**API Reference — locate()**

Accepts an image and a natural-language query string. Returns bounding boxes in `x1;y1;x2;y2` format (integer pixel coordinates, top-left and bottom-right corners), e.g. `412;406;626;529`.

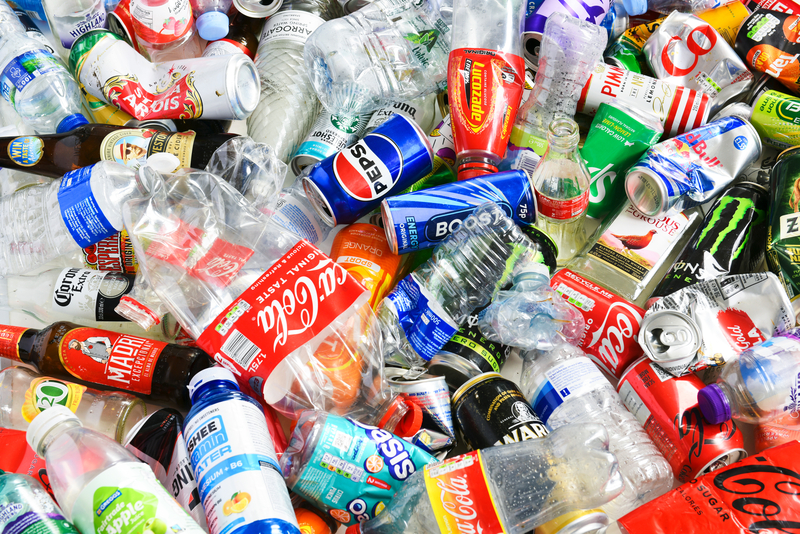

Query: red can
550;269;645;378
617;356;746;483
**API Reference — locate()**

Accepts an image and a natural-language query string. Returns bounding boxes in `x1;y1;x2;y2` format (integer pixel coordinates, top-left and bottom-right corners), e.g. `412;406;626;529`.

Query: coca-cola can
617;356;747;482
550;269;645;379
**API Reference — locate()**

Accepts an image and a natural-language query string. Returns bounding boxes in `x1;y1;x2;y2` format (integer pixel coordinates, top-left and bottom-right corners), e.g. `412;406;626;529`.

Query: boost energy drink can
767;145;800;320
617;356;747;482
650;182;768;302
291;111;370;176
381;170;537;255
748;90;800;149
303;114;434;226
736;9;800;95
439;303;514;375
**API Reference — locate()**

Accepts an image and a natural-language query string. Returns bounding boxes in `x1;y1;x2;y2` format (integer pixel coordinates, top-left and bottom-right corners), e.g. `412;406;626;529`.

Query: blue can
302;113;433;226
381;170;537;254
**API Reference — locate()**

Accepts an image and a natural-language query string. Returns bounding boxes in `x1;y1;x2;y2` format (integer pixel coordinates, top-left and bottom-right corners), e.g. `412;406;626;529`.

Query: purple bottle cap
698;384;732;424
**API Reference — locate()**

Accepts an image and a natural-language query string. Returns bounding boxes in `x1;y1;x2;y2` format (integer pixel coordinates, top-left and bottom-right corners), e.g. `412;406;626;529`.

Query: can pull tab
652;325;693;350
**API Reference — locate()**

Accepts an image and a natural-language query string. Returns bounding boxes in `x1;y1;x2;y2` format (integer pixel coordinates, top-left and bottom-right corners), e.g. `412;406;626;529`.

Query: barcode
514;149;541;176
221;330;260;368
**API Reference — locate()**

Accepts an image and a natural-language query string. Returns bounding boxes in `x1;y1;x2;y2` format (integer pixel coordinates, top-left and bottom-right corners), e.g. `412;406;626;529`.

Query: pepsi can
302;114;434;226
381;170;537;255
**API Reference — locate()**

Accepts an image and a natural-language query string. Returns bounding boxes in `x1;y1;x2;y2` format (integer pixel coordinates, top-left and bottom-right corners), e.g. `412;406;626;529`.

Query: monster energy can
290;111;370;176
649;182;768;304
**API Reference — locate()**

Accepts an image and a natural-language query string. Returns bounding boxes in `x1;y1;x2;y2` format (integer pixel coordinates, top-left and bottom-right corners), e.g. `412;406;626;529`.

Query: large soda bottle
345;424;624;534
25;406;207;534
521;343;674;519
130;0;203;62
447;0;526;179
698;328;800;425
0;468;81;534
0;366;147;442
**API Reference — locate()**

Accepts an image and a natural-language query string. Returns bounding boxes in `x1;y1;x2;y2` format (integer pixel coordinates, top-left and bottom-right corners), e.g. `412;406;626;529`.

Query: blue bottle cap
622;0;647;16
197;11;230;41
56;113;89;133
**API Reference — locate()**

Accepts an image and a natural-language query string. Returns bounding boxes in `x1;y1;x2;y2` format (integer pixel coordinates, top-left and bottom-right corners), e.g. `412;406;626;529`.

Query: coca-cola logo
674;406;739;483
717;308;765;351
586;301;644;373
188;239;254;288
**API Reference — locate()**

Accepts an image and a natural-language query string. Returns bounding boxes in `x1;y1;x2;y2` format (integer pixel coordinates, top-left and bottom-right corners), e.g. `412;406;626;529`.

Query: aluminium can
290;111;370;176
637;309;702;369
385;368;455;444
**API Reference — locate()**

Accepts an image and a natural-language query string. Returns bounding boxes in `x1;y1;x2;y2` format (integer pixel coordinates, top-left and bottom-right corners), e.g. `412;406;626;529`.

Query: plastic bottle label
7;136;43;166
184;398;298;534
535;190;589;220
58;166;118;249
291;415;436;526
530;356;609;424
0;486;79;534
130;0;192;44
202;39;249;58
269;193;327;244
71;462;206;534
83;231;138;273
259;11;323;45
55;6;107;49
423;451;506;534
21;376;86;423
0;49;67;107
0;325;28;361
57;326;167;395
52;268;134;322
385;275;459;361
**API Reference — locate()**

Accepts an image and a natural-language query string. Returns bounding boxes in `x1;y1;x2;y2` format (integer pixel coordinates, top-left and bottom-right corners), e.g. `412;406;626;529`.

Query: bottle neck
544;118;580;158
36;418;82;458
17;330;36;365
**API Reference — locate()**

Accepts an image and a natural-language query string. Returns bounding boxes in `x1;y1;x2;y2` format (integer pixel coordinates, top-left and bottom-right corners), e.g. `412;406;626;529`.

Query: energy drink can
767;145;800;320
748;90;800;149
624;116;762;217
452;372;549;450
291;111;370;176
438;303;514;373
617;356;747;482
302;114;434;226
577;63;711;137
735;9;800;95
381;170;537;255
650;182;768;302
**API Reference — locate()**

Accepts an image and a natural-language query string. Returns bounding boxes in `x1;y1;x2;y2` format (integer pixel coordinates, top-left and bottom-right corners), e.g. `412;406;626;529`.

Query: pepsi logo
334;134;403;202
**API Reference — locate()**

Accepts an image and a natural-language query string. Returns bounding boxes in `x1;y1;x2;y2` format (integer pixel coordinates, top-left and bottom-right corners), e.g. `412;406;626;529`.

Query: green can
767;145;800;320
582;102;663;219
603;40;647;74
750;90;800;150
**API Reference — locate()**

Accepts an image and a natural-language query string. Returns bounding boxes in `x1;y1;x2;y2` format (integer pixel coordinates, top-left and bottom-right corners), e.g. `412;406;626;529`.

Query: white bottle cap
26;405;81;455
144;152;181;174
187;366;238;400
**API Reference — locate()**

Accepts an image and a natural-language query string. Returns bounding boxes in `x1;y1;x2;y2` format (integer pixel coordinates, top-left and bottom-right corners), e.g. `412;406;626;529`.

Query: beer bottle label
58;166;118;248
21;376;86;422
99;128;195;172
0;325;29;361
52;268;135;322
57;327;167;395
7;136;43;166
83;230;138;273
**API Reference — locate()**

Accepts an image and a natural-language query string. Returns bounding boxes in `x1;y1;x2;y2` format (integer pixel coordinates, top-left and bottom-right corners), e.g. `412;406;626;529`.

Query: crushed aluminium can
767;145;800;320
643;12;753;115
291;111;370;176
638;309;703;370
735;9;800;95
617;356;747;483
624;116;762;218
68;30;260;121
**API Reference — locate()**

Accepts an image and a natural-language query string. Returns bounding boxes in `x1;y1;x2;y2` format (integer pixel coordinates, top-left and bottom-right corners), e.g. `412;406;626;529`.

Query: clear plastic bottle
42;0;107;62
303;0;450;115
622;0;735;16
0;2;89;134
0;469;80;534
0;162;156;277
26;406;207;534
531;118;591;266
0;366;147;442
190;0;232;41
600;0;629;42
520;343;674;519
345;424;624;534
698;329;800;425
130;0;204;62
259;181;333;245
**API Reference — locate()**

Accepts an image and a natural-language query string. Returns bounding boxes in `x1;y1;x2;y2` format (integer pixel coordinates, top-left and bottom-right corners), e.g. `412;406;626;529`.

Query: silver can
638;309;702;373
290;111;370;176
233;0;283;17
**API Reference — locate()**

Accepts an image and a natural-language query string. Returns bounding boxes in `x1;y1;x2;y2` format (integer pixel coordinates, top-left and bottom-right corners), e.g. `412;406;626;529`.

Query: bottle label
7;136;43;166
202;39;251;59
0;485;79;534
267;191;328;244
55;6;107;49
291;415;436;526
99;129;194;172
57;327;167;395
52;268;135;322
184;398;298;534
258;11;324;45
0;49;68;106
535;190;590;220
586;202;691;282
384;275;459;361
83;231;138;273
71;462;206;534
58;166;118;249
21;376;86;423
130;0;192;44
195;240;368;399
423;450;507;534
0;325;29;361
528;356;609;424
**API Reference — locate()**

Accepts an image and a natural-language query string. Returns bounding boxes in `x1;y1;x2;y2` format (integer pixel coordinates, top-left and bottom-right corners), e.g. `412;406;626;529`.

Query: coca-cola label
535;190;589;220
333;136;402;202
424;451;505;534
195;240;368;399
551;269;645;378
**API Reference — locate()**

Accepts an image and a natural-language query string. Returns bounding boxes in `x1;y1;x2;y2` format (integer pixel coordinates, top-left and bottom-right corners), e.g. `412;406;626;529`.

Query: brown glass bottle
202;12;261;60
0;322;213;409
0;124;239;178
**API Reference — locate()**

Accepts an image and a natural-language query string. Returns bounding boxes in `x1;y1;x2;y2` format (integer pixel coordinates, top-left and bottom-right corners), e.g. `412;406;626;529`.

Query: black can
440;303;512;368
650;181;768;303
452;372;549;450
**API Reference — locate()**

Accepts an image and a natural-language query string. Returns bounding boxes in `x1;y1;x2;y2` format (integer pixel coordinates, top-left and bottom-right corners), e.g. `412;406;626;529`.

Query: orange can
329;224;402;309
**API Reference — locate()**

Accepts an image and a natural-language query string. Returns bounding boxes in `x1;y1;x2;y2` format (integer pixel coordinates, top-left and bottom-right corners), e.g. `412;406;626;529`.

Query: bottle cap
697;384;732;424
26;405;80;454
512;262;550;285
393;399;423;438
196;11;229;41
621;0;647;16
56;113;89;133
377;396;407;431
345;524;361;534
188;366;239;401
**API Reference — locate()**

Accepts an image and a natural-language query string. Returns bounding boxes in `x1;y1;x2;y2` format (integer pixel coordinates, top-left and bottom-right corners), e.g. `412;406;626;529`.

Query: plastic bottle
601;0;629;42
447;0;526;179
0;366;147;442
698;329;800;425
42;0;107;62
190;0;232;40
26;405;208;534
520;343;674;519
184;367;301;534
531;118;592;266
0;2;89;134
303;0;450;116
0;468;80;534
622;0;736;16
259;181;334;245
345;424;624;534
0;162;160;277
130;0;204;62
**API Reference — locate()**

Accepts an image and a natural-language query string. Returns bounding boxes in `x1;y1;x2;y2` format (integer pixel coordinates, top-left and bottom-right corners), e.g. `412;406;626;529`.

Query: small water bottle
0;469;81;534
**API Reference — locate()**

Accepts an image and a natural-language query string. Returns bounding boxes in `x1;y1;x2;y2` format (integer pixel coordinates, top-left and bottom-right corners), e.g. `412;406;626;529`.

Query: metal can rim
624;167;668;218
638;309;702;364
451;371;503;407
380;200;400;255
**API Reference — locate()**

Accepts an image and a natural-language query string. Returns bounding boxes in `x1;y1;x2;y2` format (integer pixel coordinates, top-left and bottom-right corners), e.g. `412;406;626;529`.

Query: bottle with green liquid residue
0;469;80;534
25;406;207;534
